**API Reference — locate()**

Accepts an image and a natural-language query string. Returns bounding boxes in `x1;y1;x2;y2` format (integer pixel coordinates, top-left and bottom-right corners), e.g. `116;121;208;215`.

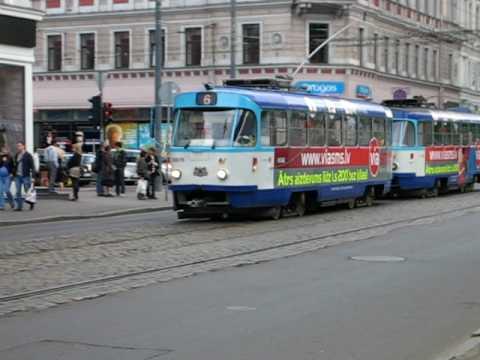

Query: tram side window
358;116;372;146
288;111;308;146
344;115;357;146
460;122;472;145
434;121;452;145
327;113;342;146
307;112;326;146
451;122;460;145
418;121;433;146
372;117;386;146
261;110;288;146
234;110;257;147
473;123;480;144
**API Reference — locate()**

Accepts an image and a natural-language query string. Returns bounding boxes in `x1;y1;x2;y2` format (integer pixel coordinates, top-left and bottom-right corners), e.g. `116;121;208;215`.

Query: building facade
0;0;42;151
33;0;480;148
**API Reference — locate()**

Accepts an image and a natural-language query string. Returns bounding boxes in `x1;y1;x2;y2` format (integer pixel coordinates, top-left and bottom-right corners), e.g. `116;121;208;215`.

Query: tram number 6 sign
369;137;380;177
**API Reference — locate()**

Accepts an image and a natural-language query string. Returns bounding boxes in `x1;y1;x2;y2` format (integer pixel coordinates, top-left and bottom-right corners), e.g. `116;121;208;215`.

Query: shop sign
294;81;345;96
392;88;409;100
356;85;372;99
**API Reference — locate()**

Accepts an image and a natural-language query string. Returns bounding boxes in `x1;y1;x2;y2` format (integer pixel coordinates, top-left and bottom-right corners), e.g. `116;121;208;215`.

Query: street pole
230;0;236;79
96;70;105;143
154;0;163;193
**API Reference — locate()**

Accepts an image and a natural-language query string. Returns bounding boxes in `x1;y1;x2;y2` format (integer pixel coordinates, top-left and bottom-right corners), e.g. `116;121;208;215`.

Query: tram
390;106;480;196
168;81;393;219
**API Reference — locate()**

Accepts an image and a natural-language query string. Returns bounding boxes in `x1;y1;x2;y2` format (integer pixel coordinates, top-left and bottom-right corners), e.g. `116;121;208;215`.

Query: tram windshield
175;109;239;147
392;121;415;147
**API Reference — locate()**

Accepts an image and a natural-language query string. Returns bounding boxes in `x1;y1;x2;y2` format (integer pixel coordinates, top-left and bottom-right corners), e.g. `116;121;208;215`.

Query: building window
185;27;202;67
404;42;410;75
414;44;420;77
394;39;400;74
113;0;129;3
46;0;60;8
373;33;378;69
309;23;329;64
114;31;130;69
79;0;94;5
358;27;364;67
432;49;437;81
423;48;428;78
449;53;454;82
383;36;389;72
242;23;260;65
149;29;165;67
47;35;62;71
80;33;95;70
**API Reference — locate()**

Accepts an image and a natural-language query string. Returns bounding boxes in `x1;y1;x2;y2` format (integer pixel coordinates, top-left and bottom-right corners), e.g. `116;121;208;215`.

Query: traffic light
88;95;102;128
103;102;113;125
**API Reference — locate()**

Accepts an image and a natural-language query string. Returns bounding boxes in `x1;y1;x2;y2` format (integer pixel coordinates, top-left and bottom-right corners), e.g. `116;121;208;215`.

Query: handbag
69;166;82;179
25;185;37;204
136;179;147;196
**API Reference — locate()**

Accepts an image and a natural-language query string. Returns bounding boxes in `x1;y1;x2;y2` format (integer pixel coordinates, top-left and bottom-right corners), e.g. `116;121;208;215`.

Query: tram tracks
1;202;479;306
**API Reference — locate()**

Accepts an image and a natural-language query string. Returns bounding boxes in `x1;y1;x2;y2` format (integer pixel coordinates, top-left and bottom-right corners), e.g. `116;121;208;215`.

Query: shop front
0;4;42;152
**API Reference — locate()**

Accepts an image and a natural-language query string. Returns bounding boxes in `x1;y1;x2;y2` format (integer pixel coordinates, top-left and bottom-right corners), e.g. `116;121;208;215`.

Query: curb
0;205;173;227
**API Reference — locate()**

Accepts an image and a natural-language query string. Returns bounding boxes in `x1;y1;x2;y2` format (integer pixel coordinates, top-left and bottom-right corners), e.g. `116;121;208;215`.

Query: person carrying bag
67;144;82;201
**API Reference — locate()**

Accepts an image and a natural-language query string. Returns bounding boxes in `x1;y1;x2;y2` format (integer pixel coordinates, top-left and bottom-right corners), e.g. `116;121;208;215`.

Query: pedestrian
54;143;66;192
146;147;160;200
45;140;59;192
67;143;82;201
0;148;14;210
95;143;105;196
136;150;148;200
113;141;126;197
13;141;36;211
101;145;115;197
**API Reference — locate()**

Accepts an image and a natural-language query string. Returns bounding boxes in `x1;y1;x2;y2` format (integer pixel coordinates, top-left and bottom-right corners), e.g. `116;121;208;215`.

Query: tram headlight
217;169;229;181
171;169;182;180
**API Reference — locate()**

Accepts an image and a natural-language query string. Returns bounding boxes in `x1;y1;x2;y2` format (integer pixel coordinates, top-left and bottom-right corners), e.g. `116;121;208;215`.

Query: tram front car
169;89;276;219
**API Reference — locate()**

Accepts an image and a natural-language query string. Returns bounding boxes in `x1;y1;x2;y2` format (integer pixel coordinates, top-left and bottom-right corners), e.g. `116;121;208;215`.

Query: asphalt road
1;207;480;359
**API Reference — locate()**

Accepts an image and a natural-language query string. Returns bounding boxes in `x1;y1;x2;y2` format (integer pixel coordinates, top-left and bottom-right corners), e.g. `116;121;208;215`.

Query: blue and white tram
169;86;394;219
391;108;480;195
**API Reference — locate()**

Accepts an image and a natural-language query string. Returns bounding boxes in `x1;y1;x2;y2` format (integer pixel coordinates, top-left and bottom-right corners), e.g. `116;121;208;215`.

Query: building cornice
40;0;290;21
0;3;43;21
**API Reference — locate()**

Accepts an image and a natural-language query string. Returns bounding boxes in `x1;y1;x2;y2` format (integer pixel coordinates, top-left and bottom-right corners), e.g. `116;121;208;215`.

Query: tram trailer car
169;87;394;219
391;108;480;196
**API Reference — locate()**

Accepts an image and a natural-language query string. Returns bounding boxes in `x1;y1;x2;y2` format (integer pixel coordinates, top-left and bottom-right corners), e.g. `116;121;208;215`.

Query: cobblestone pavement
1;190;480;316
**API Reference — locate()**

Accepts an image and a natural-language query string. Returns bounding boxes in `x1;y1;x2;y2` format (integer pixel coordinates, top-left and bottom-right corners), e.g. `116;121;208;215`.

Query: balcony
293;0;354;15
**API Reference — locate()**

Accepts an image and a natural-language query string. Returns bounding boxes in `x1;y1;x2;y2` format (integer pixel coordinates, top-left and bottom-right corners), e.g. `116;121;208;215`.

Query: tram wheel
294;193;306;217
466;182;475;192
347;199;356;209
428;186;439;198
269;206;283;220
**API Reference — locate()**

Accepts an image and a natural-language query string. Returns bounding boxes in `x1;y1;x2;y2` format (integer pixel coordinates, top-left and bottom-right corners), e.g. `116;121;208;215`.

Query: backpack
114;150;126;168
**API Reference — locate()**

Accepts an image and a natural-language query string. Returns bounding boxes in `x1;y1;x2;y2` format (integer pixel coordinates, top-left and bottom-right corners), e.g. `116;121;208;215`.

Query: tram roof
178;87;393;118
392;108;480;123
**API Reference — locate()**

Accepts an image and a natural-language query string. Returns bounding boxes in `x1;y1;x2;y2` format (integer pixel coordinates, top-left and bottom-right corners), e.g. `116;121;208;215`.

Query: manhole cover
349;256;406;263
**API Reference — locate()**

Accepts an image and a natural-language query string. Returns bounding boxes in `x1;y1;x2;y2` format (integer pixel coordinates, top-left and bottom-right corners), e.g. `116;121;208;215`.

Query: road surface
1;204;480;359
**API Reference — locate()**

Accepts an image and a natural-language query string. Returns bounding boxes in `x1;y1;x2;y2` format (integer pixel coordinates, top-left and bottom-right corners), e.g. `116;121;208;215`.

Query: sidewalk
0;187;172;226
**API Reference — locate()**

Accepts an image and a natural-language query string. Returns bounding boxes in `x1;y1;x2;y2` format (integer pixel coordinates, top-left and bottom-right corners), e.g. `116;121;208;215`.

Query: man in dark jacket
95;143;105;196
13;141;35;211
113;142;127;196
